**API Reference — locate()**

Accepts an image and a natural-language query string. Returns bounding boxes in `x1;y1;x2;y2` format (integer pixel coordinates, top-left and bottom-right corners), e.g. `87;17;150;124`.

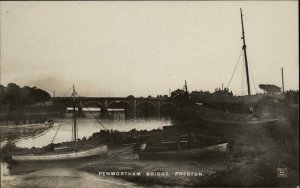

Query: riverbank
1;102;298;187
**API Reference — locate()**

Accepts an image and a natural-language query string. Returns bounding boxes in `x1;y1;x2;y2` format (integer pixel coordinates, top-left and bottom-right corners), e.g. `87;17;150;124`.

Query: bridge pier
123;99;136;119
157;102;161;119
101;100;108;119
130;100;136;119
78;101;83;117
101;107;108;119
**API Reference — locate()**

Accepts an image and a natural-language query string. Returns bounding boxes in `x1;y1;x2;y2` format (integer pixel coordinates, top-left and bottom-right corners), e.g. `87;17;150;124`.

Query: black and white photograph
0;1;299;187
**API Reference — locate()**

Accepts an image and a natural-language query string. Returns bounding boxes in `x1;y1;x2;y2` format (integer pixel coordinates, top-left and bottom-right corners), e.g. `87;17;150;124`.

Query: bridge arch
107;100;131;108
84;101;104;109
160;102;176;109
136;101;158;108
83;101;107;118
136;101;159;118
107;100;133;119
160;102;177;117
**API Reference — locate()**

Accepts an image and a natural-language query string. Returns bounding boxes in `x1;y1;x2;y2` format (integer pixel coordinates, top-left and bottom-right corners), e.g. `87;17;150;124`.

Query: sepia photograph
0;1;299;187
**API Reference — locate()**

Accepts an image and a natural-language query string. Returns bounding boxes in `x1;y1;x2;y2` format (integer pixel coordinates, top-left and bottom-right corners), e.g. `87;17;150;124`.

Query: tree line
0;83;51;105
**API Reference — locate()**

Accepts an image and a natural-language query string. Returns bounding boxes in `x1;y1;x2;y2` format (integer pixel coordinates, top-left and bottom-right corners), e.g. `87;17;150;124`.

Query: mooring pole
72;84;77;142
281;67;285;92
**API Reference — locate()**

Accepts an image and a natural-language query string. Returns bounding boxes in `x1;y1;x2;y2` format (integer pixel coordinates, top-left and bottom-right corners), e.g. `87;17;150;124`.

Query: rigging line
246;49;262;92
109;147;136;159
82;102;107;130
74;93;107;130
61;86;73;98
51;86;75;142
227;48;243;88
51;119;63;143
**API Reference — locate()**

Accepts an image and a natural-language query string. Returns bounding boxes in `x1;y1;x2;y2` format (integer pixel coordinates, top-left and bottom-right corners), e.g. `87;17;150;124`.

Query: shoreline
0;123;51;150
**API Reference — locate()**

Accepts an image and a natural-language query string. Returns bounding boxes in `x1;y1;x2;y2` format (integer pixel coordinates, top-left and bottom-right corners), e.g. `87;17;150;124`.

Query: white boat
12;145;108;161
12;85;108;162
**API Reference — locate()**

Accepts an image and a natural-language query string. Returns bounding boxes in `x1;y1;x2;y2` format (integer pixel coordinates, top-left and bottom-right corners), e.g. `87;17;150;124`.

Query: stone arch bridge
53;97;176;119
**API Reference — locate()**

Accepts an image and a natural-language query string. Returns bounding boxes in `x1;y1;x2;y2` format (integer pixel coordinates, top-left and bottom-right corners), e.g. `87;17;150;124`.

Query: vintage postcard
0;1;299;187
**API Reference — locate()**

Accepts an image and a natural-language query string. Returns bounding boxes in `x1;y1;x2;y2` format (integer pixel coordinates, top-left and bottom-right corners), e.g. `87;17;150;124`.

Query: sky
0;1;298;97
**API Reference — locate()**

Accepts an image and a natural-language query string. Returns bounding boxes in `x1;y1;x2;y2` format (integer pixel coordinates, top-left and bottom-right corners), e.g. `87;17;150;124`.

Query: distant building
190;90;210;101
212;87;233;98
170;89;188;100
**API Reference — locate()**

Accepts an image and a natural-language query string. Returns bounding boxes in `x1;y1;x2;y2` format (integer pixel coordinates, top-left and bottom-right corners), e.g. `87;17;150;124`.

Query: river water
15;117;172;148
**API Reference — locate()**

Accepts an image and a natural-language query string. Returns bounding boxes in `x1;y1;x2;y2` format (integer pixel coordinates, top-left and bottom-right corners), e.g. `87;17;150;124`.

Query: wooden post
72;85;77;142
281;67;285;92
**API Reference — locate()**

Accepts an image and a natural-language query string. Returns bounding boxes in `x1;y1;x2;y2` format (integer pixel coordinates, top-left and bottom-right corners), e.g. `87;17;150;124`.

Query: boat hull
12;145;108;162
139;143;228;160
201;117;278;126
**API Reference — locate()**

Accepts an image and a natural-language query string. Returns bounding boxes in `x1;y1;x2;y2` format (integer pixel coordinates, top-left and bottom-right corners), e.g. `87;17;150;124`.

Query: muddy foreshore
80;104;299;187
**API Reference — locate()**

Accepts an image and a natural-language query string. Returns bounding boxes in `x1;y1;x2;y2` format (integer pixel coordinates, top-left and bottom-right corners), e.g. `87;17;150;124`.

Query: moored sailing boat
12;85;108;162
198;8;278;125
138;140;228;160
138;9;279;160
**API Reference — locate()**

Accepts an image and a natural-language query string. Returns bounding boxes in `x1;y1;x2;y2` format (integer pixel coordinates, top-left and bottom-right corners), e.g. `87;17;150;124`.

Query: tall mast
72;84;77;142
240;8;251;96
281;67;285;92
184;80;188;92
